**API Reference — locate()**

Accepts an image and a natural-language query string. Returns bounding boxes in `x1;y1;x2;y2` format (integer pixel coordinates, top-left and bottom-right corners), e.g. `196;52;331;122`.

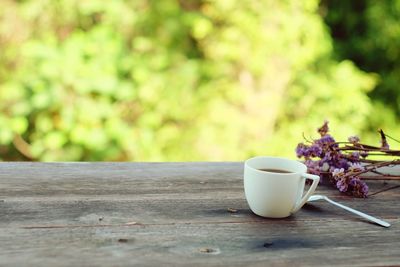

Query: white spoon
308;195;391;228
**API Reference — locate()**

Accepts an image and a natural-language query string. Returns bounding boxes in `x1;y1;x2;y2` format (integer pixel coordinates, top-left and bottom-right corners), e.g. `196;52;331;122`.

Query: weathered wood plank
1;162;398;198
0;162;399;266
0;221;399;267
0;162;243;197
1;195;399;227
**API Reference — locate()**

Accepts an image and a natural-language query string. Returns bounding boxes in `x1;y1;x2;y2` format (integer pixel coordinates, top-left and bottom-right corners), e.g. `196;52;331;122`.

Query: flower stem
360;175;400;180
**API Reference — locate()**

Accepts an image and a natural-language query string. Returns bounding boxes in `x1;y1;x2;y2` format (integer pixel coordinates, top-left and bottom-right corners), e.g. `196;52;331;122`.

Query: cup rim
245;156;306;175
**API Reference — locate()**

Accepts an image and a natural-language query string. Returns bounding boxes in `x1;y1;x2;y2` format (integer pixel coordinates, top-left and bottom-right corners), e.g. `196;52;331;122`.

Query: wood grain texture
0;162;399;267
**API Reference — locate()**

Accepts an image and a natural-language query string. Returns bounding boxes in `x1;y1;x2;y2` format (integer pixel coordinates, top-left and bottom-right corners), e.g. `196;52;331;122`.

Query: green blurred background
0;0;399;161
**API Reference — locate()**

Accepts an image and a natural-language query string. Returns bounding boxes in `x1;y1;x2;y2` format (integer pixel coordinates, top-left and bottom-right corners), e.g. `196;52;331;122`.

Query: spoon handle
325;197;390;228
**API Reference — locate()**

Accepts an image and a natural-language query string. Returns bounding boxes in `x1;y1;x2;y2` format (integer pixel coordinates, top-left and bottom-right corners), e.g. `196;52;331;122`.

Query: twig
379;129;390;149
360;175;400;181
343;160;400;178
368;185;400;196
302;132;313;144
338;147;400;154
350;153;399;156
357;159;385;164
383;132;400;144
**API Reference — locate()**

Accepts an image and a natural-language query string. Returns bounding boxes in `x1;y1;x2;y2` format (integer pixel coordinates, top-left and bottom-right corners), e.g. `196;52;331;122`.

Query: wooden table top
0;162;399;266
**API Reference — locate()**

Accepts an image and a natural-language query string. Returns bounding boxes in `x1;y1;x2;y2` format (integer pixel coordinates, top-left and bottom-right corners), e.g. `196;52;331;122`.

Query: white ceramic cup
244;156;320;218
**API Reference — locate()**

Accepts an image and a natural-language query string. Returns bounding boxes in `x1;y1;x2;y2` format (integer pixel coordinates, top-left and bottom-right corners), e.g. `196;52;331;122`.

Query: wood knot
118;238;129;243
199;247;220;254
263;242;274;248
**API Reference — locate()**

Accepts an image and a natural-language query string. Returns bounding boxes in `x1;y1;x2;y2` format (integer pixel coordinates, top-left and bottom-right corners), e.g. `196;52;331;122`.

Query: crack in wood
18;220;297;229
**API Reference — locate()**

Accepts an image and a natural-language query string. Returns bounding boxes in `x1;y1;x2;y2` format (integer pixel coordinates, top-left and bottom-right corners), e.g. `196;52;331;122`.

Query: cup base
251;209;292;219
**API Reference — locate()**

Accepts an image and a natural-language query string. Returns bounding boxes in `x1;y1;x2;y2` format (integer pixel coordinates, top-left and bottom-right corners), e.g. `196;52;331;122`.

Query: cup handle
291;173;320;213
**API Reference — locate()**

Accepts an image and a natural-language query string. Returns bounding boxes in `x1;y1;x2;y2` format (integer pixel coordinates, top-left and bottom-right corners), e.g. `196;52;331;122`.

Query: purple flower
359;182;369;197
349;152;360;161
296;143;322;158
296;143;309;158
322;151;333;161
322;151;341;163
295;121;372;197
320;150;347;171
310;145;323;157
337;159;349;170
332;168;345;180
316;134;336;145
349;178;368;197
336;179;348;192
348;136;360;144
304;159;321;176
348;162;364;172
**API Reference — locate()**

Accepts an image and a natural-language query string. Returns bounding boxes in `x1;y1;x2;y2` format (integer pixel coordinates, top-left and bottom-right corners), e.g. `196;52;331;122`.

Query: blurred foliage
0;0;398;161
322;0;400;114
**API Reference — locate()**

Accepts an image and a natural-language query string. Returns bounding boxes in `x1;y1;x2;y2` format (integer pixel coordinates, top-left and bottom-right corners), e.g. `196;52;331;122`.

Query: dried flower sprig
296;121;400;197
